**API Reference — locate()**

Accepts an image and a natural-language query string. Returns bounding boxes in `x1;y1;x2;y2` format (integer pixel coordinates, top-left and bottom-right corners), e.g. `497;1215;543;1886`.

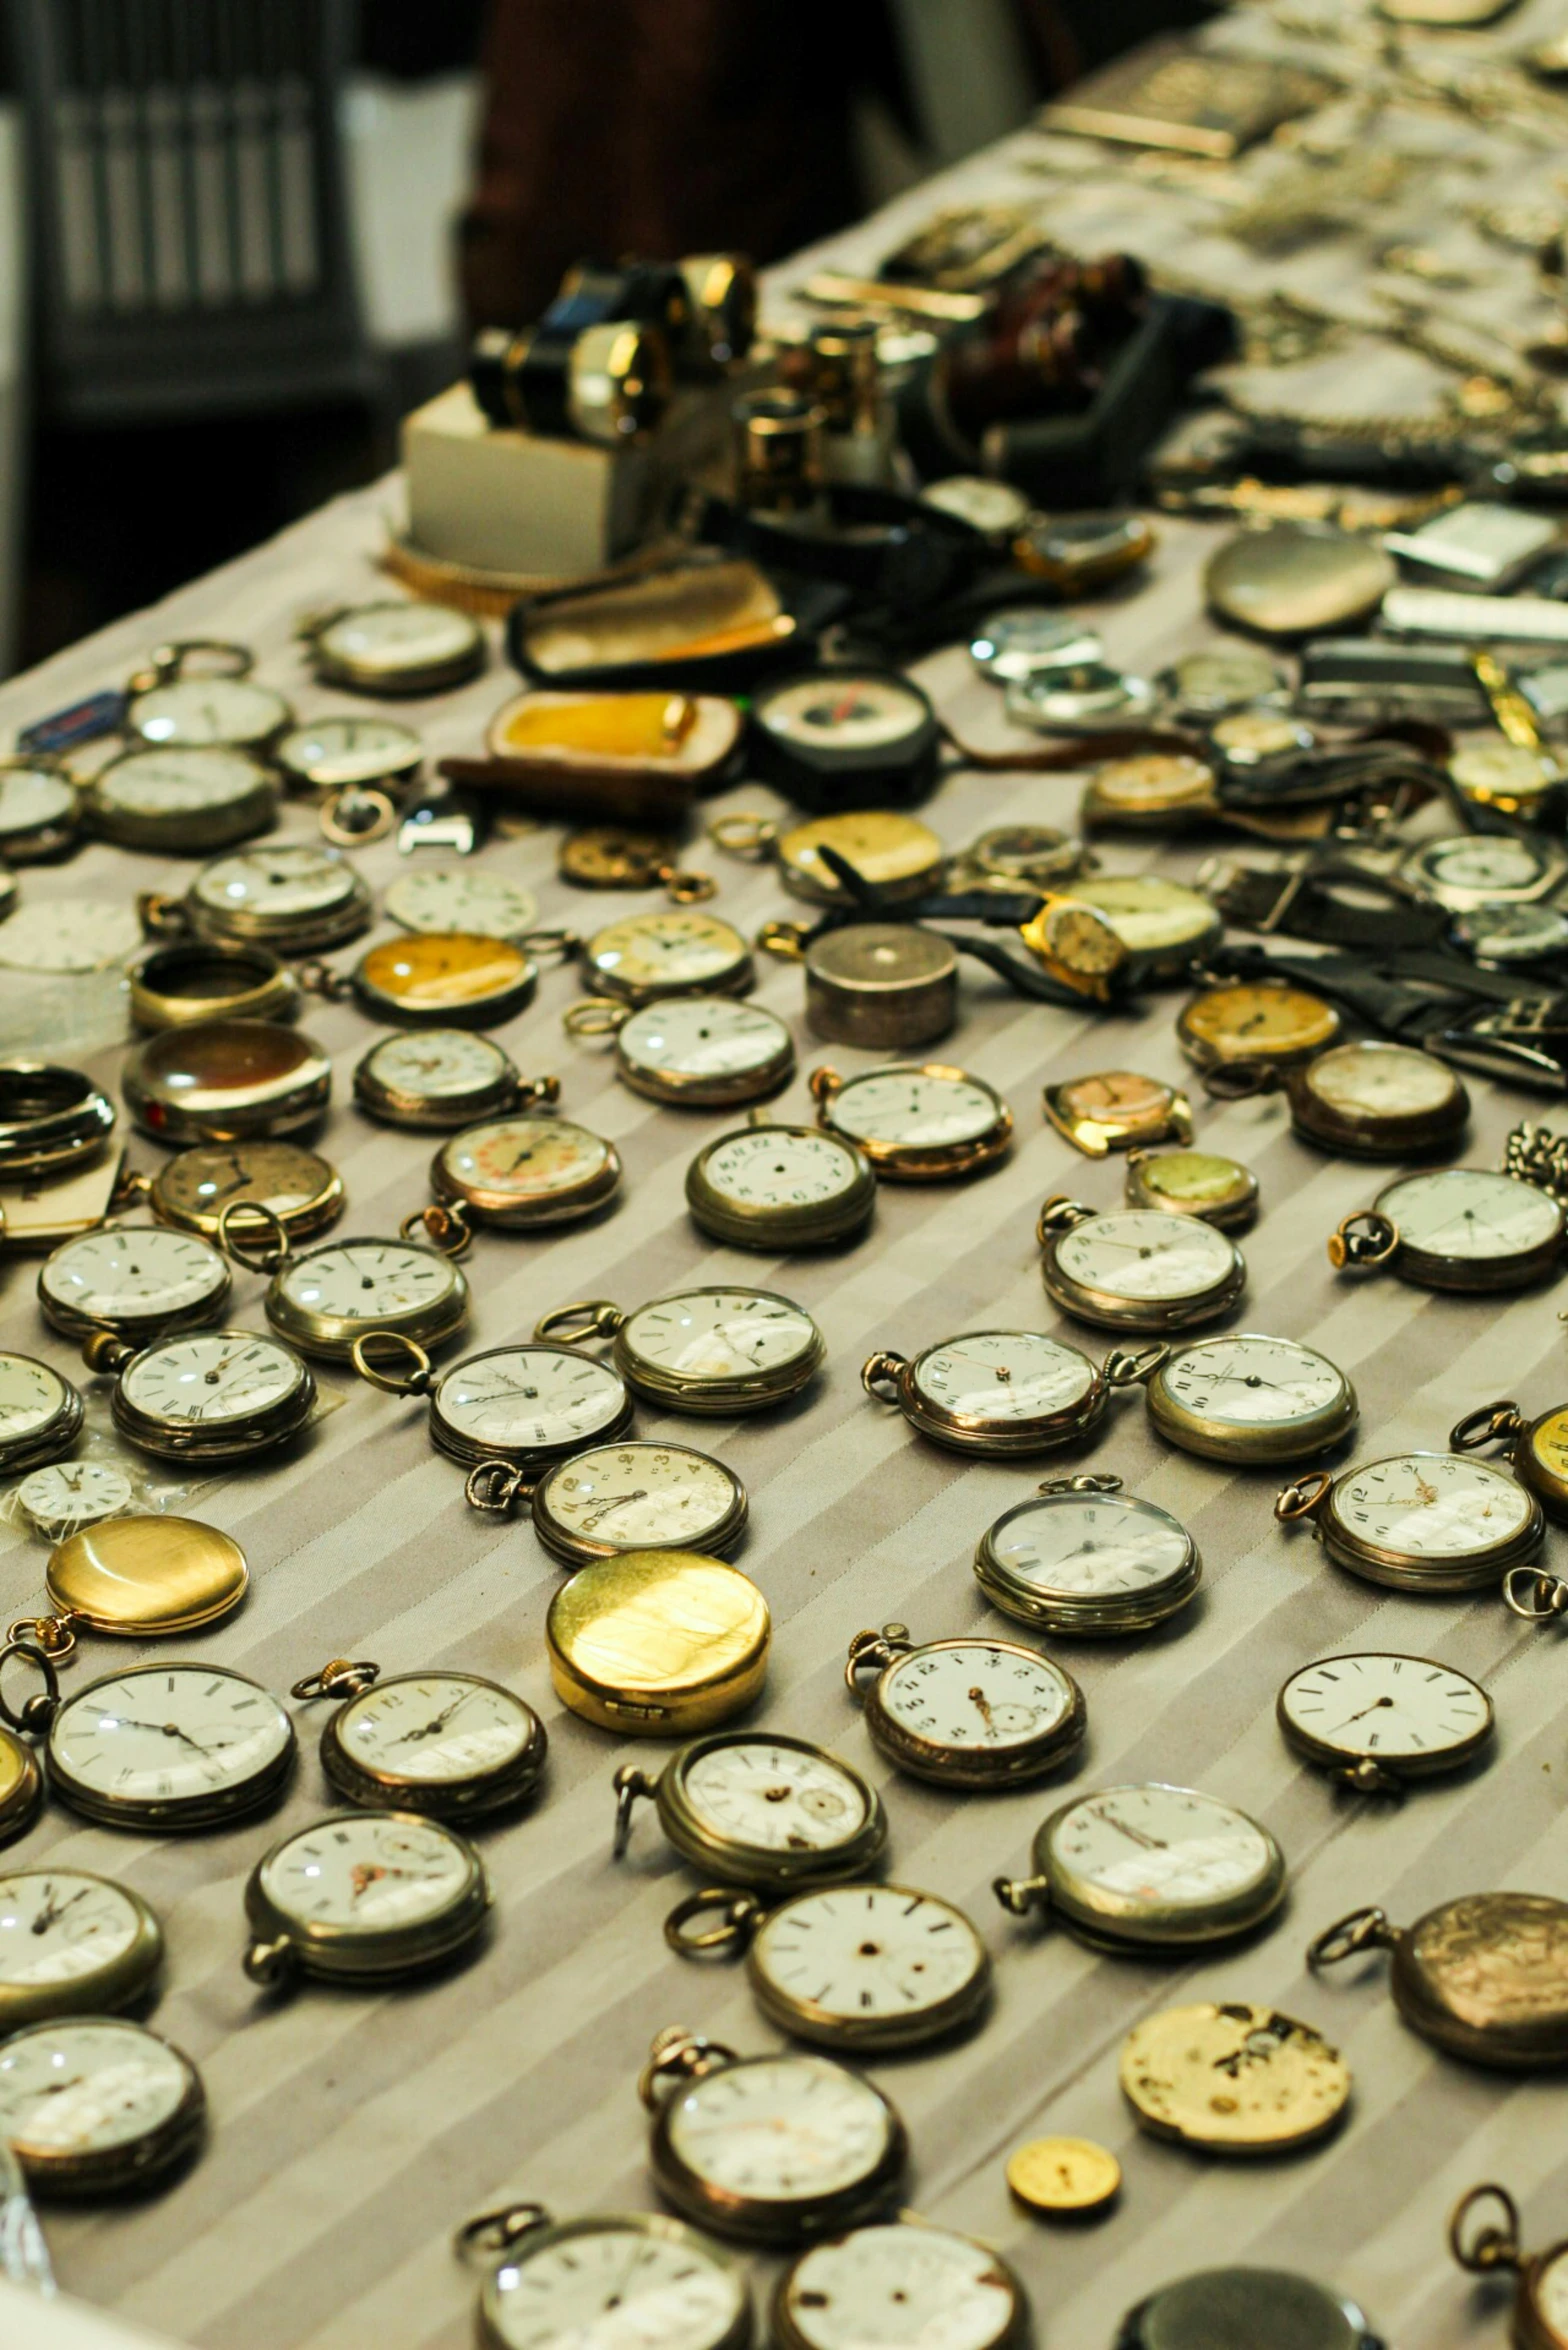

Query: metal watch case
558;1291;825;1416
316;1672;548;1819
1286;1043;1470;1159
1451;1399;1568;1524
728;1884;992;2054
0;1064;117;1180
1277;1453;1545;1592
685;1124;876;1250
243;1810;491;1985
0;1728;45;1849
129;940;302;1031
975;1476;1203;1636
1145;1335;1358;1465
1037;1198;1246;1332
809;1062;1013;1180
846;1627;1086;1787
351;1033;529;1130
1123;1147;1259;1229
0;1870;164;2028
621;1732;886;1892
429;1119;623;1230
122;1020;332;1144
1311;1892;1568;2068
1116;2268;1384;2350
861;1331;1160;1456
0;2017;206;2195
524;1442;749;1566
262;1236;470;1361
42;1661;296;1830
88;1325;317;1462
1329;1171;1564;1293
0;1352;85;1472
995;1786;1287;1952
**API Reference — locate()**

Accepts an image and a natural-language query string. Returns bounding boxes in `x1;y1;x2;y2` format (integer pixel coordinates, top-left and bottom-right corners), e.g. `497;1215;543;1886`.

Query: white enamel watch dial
779;2225;1022;2350
978;1485;1199;1634
1329;1453;1533;1557
618;1289;822;1396
439;1119;615;1209
275;716;422;788
681;1742;872;1858
665;2056;896;2202
0;2018;199;2174
119;1330;309;1427
384;868;539;939
47;1665;294;1825
587;910;750;996
1535;2248;1568;2341
1053;1211;1237;1303
824;1068;1003;1149
0;767;76;842
272;1240;464;1334
1154;1334;1346;1428
358;1027;516;1106
1044;1785;1277;1920
190;845;363;922
1407;833;1558;906
435;1348;630;1455
616;997;792;1091
751;1886;987;2034
537;1443;742;1551
15;1459;134;1537
92;745;268;820
40;1228;229;1336
0;1351;76;1454
313;600;481;681
913;1333;1096;1424
878;1643;1075;1755
1375;1168;1562;1263
0;898;143;971
0;1870;155;2011
1304;1043;1458;1120
1278;1653;1493;1773
699;1129;862;1210
256;1812;474;1934
483;2218;748;2350
129;676;289;748
332;1676;540;1791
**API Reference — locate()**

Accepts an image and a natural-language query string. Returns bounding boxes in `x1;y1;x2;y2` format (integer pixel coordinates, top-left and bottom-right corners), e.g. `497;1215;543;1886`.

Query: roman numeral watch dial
38;1225;232;1344
355;1338;633;1469
774;2224;1029;2350
41;1662;295;1830
1277;1451;1544;1592
995;1783;1286;1950
472;2210;751;2350
975;1475;1202;1637
85;1325;316;1463
845;1625;1086;1787
243;1811;490;1987
1143;1332;1357;1464
1037;1198;1245;1332
537;1287;824;1415
1278;1653;1494;1792
809;1064;1013;1181
615;1732;886;1892
0;1869;164;2027
863;1328;1158;1456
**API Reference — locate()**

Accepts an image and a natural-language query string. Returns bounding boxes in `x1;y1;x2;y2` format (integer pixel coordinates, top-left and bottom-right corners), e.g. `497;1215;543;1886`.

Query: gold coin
46;1514;249;1636
1005;2135;1121;2214
546;1549;770;1735
1120;2002;1350;2154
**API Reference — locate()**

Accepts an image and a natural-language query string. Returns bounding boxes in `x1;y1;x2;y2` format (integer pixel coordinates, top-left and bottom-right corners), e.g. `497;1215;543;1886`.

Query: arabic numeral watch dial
846;1625;1086;1788
87;745;277;852
603;996;796;1108
809;1063;1012;1180
615;1732;886;1892
0;1350;84;1473
358;1338;633;1470
503;1441;748;1565
263;1236;469;1361
428;1116;622;1232
1143;1332;1358;1464
38;1661;296;1830
1286;1039;1470;1158
1038;1198;1245;1331
243;1810;491;1987
1277;1451;1544;1592
85;1325;316;1462
302;1660;547;1820
38;1225;232;1344
1278;1654;1495;1793
994;1783;1286;1951
541;1287;824;1415
774;2225;1029;2350
686;1119;876;1249
862;1328;1156;1457
353;1029;531;1131
473;2211;752;2350
1330;1169;1564;1293
641;2029;907;2247
0;1870;163;2027
976;1475;1201;1637
0;2016;204;2194
582;909;755;1006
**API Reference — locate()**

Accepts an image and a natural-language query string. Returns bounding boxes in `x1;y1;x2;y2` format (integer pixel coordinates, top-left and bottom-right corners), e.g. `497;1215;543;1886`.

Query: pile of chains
1503;1119;1568;1203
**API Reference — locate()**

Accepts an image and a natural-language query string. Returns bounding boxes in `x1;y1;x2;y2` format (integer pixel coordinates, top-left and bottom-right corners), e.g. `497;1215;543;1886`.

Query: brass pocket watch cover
1120;2001;1350;2154
353;1333;634;1469
0;1062;117;1180
1329;1169;1564;1292
123;1018;332;1144
83;1323;317;1463
1123;1146;1259;1227
639;2026;908;2247
1278;1652;1494;1793
548;1550;771;1734
243;1809;491;1987
846;1623;1085;1787
38;1222;232;1343
464;2205;752;2350
994;1783;1287;1950
470;1438;748;1565
129;939;301;1031
686;1116;876;1250
1450;2183;1568;2350
487;684;742;785
259;1231;470;1361
0;2015;205;2195
581;906;755;1006
354;1029;541;1131
424;1113;623;1233
572;995;796;1108
665;1881;990;2054
976;1472;1202;1636
295;1657;547;1820
1309;1890;1568;2067
1038;1196;1246;1331
0;1348;85;1472
1042;1070;1192;1157
138;1140;344;1243
710;808;944;907
614;1730;883;1887
862;1328;1161;1456
1452;1397;1568;1527
0;1868;163;2028
1286;1040;1470;1159
537;1287;824;1416
0;1725;44;1848
13;1511;249;1647
809;1061;1012;1180
1277;1450;1544;1593
1144;1331;1357;1464
325;930;542;1028
1177;979;1341;1072
774;2223;1029;2350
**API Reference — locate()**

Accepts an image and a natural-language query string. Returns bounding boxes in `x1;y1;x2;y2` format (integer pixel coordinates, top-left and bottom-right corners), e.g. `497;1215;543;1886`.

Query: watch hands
30;1885;90;1936
105;1717;229;1754
1331;1696;1397;1731
967;1686;996;1729
392;1691;483;1746
580;1489;649;1531
1089;1804;1165;1851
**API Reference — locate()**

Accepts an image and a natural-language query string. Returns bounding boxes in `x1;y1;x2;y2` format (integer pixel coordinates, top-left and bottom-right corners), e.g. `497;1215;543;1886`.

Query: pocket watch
1123;1147;1259;1228
1308;1890;1568;2067
1278;1652;1494;1793
0;1350;84;1472
948;822;1089;893
614;1731;884;1888
1452;1398;1568;1524
464;2206;752;2350
975;1474;1202;1636
778;921;958;1050
1177;981;1342;1073
994;1783;1286;1949
1450;2184;1568;2350
1329;1169;1563;1292
537;1288;824;1415
1400;831;1564;911
1007;663;1159;734
571;996;796;1107
274;713;423;797
260;1234;470;1361
1287;1040;1470;1158
1119;2002;1350;2155
1143;1332;1358;1464
471;1439;748;1563
581;909;754;1005
639;2028;907;2246
5;1511;249;1649
809;1063;1012;1180
686;1118;876;1250
1063;875;1222;979
0;759;81;861
775;2223;1027;2350
710;810;944;907
243;1810;491;1986
548;1551;771;1734
1038;1198;1246;1331
135;1140;344;1243
745;672;939;810
1276;1451;1544;1592
1042;1071;1193;1158
0;1726;44;1847
303;600;486;695
845;1623;1086;1787
862;1329;1159;1456
423;1115;622;1234
0;1064;117;1180
1119;2268;1383;2350
0;1869;163;2027
292;1656;547;1819
125;641;290;750
123;1018;332;1144
38;1224;232;1342
383;867;540;940
354;1030;541;1131
353;1335;633;1469
86;745;277;852
557;826;716;895
8;1655;296;1830
83;1324;316;1462
971;607;1102;681
1081;752;1218;833
0;2016;204;2194
129;940;301;1030
169;845;373;952
13;1460;135;1542
666;1883;990;2054
325;931;541;1027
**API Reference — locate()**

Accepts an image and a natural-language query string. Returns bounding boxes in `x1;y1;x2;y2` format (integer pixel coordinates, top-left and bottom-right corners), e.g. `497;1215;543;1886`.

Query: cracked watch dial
46;1664;294;1826
778;2225;1022;2350
482;2218;748;2350
536;1443;742;1553
679;1742;872;1862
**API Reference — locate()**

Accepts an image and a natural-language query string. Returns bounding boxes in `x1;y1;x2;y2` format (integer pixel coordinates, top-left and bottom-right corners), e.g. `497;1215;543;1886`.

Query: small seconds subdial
434;1346;630;1459
118;1330;309;1426
681;1742;871;1857
878;1642;1075;1752
750;1885;988;2044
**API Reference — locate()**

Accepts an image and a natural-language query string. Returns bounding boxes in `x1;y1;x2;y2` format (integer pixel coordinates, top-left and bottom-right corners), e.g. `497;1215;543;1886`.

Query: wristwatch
1058;874;1221;979
1309;1890;1568;2068
1328;1169;1563;1291
1042;1071;1192;1157
810;1063;1012;1179
1177;979;1341;1072
1400;831;1567;912
862;1329;1158;1456
1038;1197;1246;1330
1276;1450;1544;1591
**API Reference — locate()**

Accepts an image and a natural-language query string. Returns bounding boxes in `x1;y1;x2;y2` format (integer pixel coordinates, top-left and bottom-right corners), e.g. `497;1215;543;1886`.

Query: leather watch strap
1205;858;1449;948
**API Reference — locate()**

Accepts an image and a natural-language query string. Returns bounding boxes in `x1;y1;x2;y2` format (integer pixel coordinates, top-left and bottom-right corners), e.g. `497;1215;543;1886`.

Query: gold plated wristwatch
1042;1071;1192;1157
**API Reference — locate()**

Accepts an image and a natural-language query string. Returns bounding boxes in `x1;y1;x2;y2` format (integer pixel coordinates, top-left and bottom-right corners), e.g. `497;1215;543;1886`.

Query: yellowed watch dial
1183;984;1338;1061
1137;1150;1250;1208
779;812;942;896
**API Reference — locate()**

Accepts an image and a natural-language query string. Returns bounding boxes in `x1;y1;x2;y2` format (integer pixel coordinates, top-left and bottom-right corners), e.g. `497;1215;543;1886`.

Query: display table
4;13;1568;2348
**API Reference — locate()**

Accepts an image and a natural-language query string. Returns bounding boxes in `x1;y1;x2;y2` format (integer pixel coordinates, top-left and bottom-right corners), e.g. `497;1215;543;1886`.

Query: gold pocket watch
709;809;944;907
1038;1197;1246;1331
86;744;277;852
686;1115;876;1250
125;638;290;750
1123;1147;1259;1227
0;1349;85;1472
615;1731;884;1887
352;1334;634;1469
1042;1071;1193;1158
5;1512;249;1654
1450;2184;1568;2350
567;995;796;1107
469;1439;749;1563
810;1063;1012;1179
0;1063;117;1180
144;844;373;954
123;1018;332;1144
243;1810;491;1988
417;1114;623;1238
548;1552;771;1735
302;599;486;694
354;1030;545;1131
1143;1332;1357;1464
133;1140;344;1243
995;1784;1287;1950
1278;1652;1494;1793
129;939;301;1030
775;2225;1028;2350
639;2027;907;2246
383;867;540;941
461;2204;752;2350
254;1229;470;1362
1309;1890;1568;2067
976;1473;1202;1636
0;2016;204;2194
1329;1169;1563;1292
292;1656;547;1820
536;1288;824;1416
1120;2001;1350;2155
558;825;719;899
0;1868;163;2027
1177;980;1342;1073
580;908;754;1006
82;1324;316;1462
1452;1398;1568;1525
1276;1451;1544;1592
845;1623;1086;1787
1286;1040;1470;1158
0;1728;43;1848
665;1882;990;2053
38;1223;231;1342
862;1329;1161;1456
316;931;545;1027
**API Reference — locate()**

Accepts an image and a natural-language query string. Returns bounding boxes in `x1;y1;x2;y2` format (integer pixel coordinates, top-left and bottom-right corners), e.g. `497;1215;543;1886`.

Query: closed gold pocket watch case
546;1551;770;1735
1311;1892;1568;2068
44;1513;249;1636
